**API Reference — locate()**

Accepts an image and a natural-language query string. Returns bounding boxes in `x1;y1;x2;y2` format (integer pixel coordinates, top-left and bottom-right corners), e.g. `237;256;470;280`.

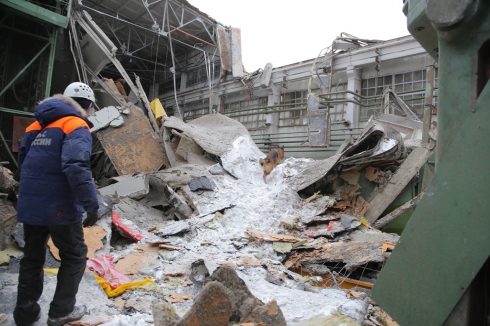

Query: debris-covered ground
0;101;434;326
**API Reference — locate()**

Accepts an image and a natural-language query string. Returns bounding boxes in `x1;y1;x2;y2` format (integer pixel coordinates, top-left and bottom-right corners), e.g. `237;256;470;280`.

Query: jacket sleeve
61;126;99;212
15;130;40;181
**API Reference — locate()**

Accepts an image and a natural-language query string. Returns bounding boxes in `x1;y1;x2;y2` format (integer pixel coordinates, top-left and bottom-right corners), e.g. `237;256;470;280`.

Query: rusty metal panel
12;116;36;152
95;104;169;175
307;94;330;147
231;28;244;78
217;25;232;72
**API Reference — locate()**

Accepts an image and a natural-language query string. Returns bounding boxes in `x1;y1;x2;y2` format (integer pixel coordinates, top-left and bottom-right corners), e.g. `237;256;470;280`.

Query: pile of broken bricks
0;103;434;326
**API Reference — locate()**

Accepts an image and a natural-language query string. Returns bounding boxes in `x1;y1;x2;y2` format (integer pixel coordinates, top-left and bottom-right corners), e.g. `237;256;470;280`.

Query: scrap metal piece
339;122;406;170
88;106;122;132
162;185;194;220
188;176;216;192
95;104;170;175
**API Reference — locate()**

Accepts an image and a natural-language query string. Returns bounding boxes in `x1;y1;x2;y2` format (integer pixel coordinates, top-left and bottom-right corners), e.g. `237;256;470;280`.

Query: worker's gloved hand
83;211;99;227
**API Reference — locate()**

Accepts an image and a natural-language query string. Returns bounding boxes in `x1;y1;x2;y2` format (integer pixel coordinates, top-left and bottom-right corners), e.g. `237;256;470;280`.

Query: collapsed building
0;0;467;325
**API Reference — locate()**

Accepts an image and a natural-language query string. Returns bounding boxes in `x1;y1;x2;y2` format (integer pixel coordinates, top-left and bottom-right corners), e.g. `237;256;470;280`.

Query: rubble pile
0;104;435;326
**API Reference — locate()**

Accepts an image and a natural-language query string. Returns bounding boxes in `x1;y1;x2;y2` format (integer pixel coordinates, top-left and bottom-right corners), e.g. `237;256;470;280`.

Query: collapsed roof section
72;0;245;113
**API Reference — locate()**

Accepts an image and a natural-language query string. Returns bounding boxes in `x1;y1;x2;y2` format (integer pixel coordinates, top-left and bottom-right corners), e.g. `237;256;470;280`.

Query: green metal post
0;41;50;98
372;1;490;325
45;28;58;98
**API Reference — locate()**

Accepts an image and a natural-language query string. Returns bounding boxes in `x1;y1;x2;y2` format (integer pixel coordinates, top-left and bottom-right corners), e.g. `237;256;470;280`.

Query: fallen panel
299;196;337;223
99;174;149;199
114;197;165;231
217;25;232;72
283;155;341;192
246;228;301;243
285;240;392;269
231;28;244;78
154;220;191;237
364;143;435;224
372;113;423;149
163;114;264;179
95;104;169;175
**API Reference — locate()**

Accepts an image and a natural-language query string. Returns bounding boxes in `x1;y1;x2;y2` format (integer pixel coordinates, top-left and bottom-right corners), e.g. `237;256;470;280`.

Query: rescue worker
13;82;99;326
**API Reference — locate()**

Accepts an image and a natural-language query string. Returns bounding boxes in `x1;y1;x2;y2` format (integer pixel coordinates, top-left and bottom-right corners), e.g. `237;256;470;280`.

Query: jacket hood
35;94;93;127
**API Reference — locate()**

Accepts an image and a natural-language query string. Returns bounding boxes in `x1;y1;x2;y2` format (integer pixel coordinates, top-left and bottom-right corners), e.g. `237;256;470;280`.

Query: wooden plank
373;192;425;229
364;143;434;223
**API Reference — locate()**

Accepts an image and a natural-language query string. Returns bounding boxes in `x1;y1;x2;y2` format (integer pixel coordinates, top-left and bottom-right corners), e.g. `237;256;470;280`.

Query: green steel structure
372;0;490;325
0;0;71;166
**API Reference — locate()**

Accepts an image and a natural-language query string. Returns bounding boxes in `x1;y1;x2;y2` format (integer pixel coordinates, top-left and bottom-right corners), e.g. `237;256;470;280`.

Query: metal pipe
0;23;49;40
0;107;35;116
0;41;50;98
45;28;58;98
168;24;216;48
0;130;17;167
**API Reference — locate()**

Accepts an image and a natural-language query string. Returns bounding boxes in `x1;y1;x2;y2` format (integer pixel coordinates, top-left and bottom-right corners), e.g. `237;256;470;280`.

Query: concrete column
149;84;159;100
180;73;187;92
266;85;281;136
345;66;362;129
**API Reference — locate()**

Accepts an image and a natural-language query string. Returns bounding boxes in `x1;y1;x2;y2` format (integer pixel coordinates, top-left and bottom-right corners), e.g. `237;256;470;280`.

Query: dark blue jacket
17;95;99;225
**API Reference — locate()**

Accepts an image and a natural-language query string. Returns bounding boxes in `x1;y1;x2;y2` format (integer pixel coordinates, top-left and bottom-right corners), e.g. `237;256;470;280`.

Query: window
186;61;221;88
183;100;208;121
279;91;307;127
224;97;268;130
360;69;438;120
159;76;181;94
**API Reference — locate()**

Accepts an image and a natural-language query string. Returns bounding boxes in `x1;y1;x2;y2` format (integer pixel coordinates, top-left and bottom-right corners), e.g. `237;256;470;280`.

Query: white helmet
63;82;96;103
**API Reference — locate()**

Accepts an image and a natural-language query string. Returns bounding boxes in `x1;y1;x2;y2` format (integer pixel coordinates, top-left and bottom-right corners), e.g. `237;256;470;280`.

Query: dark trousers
13;223;87;325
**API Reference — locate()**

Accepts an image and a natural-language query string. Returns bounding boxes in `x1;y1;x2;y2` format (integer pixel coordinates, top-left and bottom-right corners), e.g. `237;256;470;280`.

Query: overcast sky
189;0;409;71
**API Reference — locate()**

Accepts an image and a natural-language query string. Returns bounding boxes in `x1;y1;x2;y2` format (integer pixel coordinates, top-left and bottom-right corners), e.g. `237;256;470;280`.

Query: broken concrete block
115;197;165;230
341;214;359;228
280;215;300;229
188;176;216;192
97;194;113;217
152;301;181;326
273;242;293;254
208;164;224;175
163;264;187;277
99;174;149;199
176;282;232;326
88;106;122;132
175;134;204;161
154;220;191;237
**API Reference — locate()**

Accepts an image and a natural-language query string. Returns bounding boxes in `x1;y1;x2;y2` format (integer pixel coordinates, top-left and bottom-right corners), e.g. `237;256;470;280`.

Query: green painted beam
0;107;35;116
372;2;490;325
45;28;58;98
0;0;70;28
0;41;50;98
